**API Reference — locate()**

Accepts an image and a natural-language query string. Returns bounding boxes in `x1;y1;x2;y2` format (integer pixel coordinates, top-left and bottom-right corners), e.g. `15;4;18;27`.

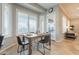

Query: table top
18;32;50;39
25;33;50;39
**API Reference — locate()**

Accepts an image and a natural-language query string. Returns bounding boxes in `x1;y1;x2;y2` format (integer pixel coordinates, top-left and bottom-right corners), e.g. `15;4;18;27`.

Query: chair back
22;35;25;42
44;34;51;43
17;36;22;45
0;36;4;46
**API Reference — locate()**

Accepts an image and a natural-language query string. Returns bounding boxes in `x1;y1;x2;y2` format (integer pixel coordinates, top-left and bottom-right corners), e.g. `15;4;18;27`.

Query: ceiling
17;3;46;13
38;3;58;9
18;3;79;19
17;3;58;13
60;3;79;19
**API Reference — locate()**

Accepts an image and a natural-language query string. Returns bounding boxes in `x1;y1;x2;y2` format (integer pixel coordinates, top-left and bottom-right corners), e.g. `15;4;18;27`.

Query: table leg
49;37;51;50
28;39;32;55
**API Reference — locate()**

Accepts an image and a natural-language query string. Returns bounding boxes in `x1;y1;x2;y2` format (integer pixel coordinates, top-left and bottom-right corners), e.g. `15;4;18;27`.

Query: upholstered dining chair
16;36;29;55
37;34;51;55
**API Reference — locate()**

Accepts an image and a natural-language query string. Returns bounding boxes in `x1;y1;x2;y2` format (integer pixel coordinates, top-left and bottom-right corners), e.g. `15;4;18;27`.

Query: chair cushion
22;41;29;45
39;40;46;43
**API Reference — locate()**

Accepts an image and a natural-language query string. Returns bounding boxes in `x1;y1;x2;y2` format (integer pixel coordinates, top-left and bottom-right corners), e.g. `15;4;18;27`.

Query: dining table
25;32;51;55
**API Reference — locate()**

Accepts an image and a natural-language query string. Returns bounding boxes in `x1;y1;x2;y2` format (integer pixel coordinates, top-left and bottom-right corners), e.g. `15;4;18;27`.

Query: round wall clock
48;8;53;13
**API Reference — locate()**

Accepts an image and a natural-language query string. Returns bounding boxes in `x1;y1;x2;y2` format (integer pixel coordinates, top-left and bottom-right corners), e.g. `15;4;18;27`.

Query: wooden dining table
25;33;51;55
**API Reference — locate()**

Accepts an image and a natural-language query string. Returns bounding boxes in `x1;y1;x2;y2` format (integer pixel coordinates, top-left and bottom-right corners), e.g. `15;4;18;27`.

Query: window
17;12;28;34
48;19;54;32
29;16;37;33
2;4;12;36
16;10;38;34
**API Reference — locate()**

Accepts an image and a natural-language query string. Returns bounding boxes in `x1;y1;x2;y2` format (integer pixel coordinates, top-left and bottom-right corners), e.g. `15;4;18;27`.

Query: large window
17;12;28;34
17;10;37;35
29;16;37;33
2;4;12;36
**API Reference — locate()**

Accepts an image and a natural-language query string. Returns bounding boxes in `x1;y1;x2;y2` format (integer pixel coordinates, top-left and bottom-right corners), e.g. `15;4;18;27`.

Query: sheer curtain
16;10;38;35
2;4;12;37
29;16;37;33
17;11;28;35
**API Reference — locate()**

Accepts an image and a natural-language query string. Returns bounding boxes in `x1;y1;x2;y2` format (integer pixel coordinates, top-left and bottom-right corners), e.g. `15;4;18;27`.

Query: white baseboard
0;43;17;54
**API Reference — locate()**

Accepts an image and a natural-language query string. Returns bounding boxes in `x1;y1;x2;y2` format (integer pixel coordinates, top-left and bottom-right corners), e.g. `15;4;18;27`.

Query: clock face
49;8;53;13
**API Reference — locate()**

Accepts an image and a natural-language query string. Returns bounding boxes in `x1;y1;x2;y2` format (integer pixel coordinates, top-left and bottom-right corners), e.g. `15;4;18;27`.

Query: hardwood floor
1;39;79;55
51;39;79;55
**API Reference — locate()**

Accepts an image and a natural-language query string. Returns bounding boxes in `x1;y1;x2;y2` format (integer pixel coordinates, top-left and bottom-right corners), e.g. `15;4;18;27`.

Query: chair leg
17;46;19;53
22;45;25;51
43;44;45;55
37;43;46;55
0;46;1;49
37;43;39;51
20;46;23;55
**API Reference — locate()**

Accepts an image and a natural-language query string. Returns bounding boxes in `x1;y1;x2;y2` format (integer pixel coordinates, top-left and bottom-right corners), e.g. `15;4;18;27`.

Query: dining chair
37;34;51;55
16;36;29;55
0;35;4;49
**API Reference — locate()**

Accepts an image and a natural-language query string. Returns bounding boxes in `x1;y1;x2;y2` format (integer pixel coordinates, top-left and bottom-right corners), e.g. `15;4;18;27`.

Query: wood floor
1;39;79;55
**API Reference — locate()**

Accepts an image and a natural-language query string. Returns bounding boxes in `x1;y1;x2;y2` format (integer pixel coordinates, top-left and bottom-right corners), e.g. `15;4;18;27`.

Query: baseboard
0;43;17;54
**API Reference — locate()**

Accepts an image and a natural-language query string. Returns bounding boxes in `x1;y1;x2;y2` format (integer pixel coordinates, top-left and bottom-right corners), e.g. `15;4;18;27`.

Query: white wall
62;13;70;33
55;6;63;42
71;18;79;33
70;19;79;40
56;6;70;42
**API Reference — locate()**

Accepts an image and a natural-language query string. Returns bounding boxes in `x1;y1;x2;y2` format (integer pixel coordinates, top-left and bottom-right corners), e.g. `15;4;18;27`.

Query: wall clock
48;8;53;13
